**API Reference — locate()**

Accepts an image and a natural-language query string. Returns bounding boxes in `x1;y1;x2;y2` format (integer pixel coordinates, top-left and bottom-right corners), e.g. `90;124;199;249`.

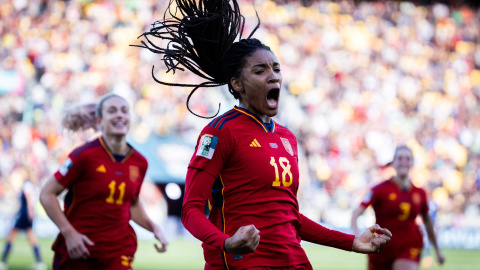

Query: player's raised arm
40;175;94;259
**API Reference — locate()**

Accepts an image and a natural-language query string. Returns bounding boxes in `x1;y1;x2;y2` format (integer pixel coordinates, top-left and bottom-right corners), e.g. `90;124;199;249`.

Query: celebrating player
0;167;45;270
136;1;391;269
39;94;168;270
351;145;445;270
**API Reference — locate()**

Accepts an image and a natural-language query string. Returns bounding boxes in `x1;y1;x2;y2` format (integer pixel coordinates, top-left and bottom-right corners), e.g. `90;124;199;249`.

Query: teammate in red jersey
351;145;445;270
136;1;391;269
39;94;168;270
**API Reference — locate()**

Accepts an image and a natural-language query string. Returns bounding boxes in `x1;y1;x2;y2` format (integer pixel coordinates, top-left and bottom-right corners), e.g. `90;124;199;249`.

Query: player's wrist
223;237;232;253
60;226;76;237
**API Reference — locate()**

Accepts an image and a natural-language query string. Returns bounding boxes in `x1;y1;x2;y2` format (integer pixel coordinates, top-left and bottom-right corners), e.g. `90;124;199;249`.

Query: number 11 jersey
53;137;147;259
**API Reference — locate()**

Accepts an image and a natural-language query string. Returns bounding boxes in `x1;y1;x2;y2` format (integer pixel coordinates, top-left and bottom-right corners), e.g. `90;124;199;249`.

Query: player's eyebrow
252;62;280;68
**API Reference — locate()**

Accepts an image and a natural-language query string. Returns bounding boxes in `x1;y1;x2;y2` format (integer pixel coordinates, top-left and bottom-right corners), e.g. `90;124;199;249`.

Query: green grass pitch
0;236;479;269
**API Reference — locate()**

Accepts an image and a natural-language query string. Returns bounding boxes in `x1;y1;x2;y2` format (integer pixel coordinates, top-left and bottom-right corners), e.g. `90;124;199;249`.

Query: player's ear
230;77;244;94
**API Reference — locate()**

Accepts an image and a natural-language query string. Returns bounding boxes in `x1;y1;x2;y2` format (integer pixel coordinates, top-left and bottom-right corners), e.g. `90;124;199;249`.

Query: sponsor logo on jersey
250;139;261;147
196;134;218;159
234;254;243;260
389;193;397;200
280;138;293;156
130;165;139;182
270;143;278;148
96;164;106;173
59;157;73;176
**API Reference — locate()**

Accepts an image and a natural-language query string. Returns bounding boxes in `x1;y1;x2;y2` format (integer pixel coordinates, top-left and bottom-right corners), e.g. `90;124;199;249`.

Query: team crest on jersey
59;157;73;176
196;134;218;159
412;192;421;205
129;165;139;182
388;193;397;200
280;138;293;156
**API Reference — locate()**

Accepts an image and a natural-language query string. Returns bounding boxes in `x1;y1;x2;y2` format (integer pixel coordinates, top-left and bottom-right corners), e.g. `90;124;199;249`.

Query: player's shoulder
372;179;393;190
203;108;244;132
130;146;148;166
411;184;427;195
274;121;295;136
70;137;102;158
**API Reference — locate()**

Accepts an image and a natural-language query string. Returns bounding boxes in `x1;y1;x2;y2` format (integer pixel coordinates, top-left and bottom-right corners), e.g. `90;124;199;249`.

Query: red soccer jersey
52;137;147;259
361;178;428;263
183;106;354;269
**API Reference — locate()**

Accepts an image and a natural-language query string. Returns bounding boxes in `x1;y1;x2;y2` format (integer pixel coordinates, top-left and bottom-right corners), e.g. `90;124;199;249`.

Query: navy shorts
14;215;33;230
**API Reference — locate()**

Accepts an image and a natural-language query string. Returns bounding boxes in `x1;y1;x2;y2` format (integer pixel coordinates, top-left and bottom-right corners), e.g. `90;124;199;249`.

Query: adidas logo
250;139;261;147
96;164;106;173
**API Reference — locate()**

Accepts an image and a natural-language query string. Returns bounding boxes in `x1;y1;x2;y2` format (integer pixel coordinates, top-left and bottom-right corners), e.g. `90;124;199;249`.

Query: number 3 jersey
53;137;148;259
187;106;311;269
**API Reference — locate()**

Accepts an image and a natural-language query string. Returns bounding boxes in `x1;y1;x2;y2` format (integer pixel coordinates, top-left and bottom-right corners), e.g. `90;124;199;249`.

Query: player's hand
224;224;260;254
352;224;392;254
435;249;445;265
63;229;94;259
153;227;168;253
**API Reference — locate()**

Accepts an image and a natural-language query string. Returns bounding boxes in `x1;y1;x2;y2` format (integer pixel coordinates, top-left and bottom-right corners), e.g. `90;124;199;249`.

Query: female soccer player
40;94;168;270
351;145;445;270
136;1;391;269
0;168;45;270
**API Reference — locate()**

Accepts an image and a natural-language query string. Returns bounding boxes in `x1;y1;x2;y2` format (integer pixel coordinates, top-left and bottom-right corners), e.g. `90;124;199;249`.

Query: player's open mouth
266;88;279;109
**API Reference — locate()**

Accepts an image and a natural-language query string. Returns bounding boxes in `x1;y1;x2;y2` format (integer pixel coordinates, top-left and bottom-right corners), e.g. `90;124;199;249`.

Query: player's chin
263;106;279;117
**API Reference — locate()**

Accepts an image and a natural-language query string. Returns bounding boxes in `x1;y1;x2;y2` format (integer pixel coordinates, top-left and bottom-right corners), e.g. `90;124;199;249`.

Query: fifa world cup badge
196;134;218;159
280;138;293;156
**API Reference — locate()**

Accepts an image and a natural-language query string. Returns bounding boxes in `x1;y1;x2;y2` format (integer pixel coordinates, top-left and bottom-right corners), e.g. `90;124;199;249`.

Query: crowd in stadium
1;0;479;234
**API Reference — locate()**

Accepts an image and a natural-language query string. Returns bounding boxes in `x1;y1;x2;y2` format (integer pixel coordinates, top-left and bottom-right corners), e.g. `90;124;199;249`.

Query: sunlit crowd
1;0;479;231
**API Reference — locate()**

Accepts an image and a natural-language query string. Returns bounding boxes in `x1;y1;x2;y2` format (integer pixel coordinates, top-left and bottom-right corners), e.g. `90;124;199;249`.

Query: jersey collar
98;136;134;163
233;106;276;133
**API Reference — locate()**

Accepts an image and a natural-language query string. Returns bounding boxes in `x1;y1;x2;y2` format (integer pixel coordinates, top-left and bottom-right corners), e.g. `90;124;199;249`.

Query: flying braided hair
132;0;265;118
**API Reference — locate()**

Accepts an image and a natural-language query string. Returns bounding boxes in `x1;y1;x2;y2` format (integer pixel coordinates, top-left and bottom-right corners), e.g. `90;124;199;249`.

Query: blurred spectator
0;0;479;231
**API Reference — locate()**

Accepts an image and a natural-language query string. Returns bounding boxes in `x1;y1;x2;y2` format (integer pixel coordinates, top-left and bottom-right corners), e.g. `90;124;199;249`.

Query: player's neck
393;175;411;190
237;103;271;123
102;135;130;155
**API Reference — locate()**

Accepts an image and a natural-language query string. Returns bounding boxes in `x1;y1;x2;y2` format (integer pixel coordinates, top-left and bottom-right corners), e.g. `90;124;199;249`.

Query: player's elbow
180;204;190;227
180;202;200;227
39;188;49;209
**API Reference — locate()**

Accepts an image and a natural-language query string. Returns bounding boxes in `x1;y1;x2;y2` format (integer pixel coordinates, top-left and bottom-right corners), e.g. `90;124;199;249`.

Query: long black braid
132;0;270;118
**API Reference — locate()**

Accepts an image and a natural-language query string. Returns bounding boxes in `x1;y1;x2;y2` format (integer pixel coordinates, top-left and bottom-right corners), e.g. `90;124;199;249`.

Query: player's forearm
181;202;230;251
181;167;229;251
39;192;76;236
130;200;156;233
424;216;440;250
299;214;355;251
351;212;360;236
351;206;366;236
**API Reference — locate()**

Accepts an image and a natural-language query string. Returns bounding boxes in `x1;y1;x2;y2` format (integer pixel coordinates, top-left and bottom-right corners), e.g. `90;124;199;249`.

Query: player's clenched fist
224;224;260;254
